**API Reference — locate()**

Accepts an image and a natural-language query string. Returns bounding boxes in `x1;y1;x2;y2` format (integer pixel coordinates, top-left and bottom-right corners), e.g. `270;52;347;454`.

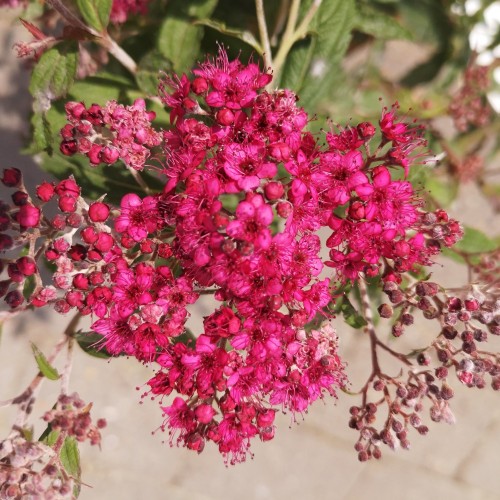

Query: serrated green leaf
136;50;173;96
29;43;79;101
28;111;52;154
195;18;262;52
158;0;218;74
76;0;112;32
60;436;81;496
31;343;60;380
453;226;499;254
75;331;113;359
354;3;412;40
279;0;355;112
398;0;454;86
425;176;458;207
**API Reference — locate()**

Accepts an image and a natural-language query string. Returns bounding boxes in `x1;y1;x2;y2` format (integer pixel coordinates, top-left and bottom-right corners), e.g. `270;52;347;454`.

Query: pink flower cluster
110;0;150;24
60;98;161;171
1;48;463;463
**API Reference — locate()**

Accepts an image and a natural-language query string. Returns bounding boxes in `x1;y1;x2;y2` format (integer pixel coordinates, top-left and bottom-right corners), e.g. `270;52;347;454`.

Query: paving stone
456;418;500;495
344;456;498;500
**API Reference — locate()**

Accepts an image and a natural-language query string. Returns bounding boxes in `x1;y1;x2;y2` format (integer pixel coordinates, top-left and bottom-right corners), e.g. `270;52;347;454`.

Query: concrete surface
1;11;500;500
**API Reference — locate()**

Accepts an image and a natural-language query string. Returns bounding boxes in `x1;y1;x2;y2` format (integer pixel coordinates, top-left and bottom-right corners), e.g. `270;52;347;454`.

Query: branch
5;313;81;436
271;0;322;86
101;35;138;75
255;0;273;70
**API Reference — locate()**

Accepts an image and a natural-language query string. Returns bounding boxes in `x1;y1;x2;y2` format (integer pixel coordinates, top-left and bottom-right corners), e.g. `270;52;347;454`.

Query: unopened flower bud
88;144;103;165
276;201;292;218
100;146;120;164
401;312;414;325
58;194;77;213
16;256;37;276
192;77;208;94
11;190;28;206
88;202;110;222
216;108;235;126
1;167;22;187
60;139;78;156
17;204;41;228
264;181;284;200
348;201;365;220
392;324;404;337
440;383;454;400
357;121;376;140
5;290;24;308
66;213;83;228
378;303;393;318
36;181;55;202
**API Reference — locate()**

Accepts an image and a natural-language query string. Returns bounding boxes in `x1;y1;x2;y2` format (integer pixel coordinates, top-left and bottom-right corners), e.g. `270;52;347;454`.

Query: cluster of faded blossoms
1;49;469;464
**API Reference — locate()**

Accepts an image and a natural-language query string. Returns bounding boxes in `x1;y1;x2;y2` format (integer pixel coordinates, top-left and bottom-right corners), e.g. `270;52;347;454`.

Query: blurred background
1;2;500;499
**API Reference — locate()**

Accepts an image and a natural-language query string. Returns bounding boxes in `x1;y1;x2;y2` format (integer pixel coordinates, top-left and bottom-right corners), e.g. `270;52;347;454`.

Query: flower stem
271;0;322;87
6;313;81;436
255;0;273;70
102;35;138;75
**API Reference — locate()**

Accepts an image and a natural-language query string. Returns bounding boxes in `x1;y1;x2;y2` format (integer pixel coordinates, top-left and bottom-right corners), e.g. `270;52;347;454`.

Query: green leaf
75;331;113;359
28;43;78;153
171;328;197;347
354;3;412;40
28;111;52;154
136;50;173;96
441;247;466;264
60;436;81;497
41;428;59;446
195;18;262;52
69;74;130;105
20;426;34;442
398;0;454;86
158;0;219;74
453;226;499;254
335;295;367;329
76;0;112;32
31;343;60;380
425;176;459;207
23;275;36;301
29;43;79;101
279;0;356;112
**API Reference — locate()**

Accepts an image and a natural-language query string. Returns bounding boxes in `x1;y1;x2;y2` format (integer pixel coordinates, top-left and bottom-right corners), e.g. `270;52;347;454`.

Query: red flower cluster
110;0;151;24
60;99;161;171
1;48;463;463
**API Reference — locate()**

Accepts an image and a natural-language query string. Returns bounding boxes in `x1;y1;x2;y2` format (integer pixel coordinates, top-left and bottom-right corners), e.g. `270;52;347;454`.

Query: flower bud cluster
110;0;150;24
349;370;451;461
0;437;73;499
449;57;492;132
60;99;161;171
43;392;106;446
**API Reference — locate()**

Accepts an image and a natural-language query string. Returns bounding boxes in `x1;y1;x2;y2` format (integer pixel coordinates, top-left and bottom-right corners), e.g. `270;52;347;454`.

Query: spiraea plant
1;0;499;496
